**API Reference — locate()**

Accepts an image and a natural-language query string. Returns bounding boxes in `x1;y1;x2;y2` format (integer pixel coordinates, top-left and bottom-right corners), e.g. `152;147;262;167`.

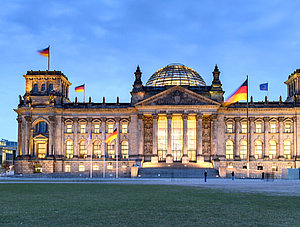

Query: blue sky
1;0;300;141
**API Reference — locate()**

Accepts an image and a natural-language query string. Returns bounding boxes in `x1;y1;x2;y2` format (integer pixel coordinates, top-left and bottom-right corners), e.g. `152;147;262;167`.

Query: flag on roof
75;84;85;92
259;83;268;91
223;79;248;106
38;46;49;57
105;129;117;143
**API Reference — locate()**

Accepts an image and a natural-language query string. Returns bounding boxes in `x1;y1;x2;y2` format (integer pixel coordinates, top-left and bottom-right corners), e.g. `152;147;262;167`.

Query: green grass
0;184;299;226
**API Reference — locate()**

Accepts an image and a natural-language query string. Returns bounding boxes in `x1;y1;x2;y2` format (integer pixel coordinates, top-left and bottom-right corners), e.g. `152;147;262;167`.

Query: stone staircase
138;162;219;178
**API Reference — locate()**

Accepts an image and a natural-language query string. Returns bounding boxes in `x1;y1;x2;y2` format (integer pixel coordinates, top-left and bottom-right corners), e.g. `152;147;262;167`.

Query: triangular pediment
136;86;221;106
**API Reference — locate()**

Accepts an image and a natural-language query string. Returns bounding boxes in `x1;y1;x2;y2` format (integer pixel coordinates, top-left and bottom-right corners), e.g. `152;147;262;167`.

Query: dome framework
146;64;206;87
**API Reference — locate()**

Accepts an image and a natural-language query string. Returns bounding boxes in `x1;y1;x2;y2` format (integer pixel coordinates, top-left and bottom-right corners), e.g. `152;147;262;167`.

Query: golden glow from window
284;123;291;133
107;141;115;158
241;122;247;133
240;140;247;159
93;165;99;171
255;123;262;133
284;140;291;159
66;140;73;159
187;116;196;161
121;140;129;159
270;123;276;133
121;124;128;134
108;124;114;134
227;123;233;133
157;116;167;161
80;124;86;134
94;124;100;133
79;140;87;158
254;140;263;159
269;140;277;159
79;165;85;172
37;142;46;159
172;115;183;161
226;140;233;159
93;140;101;158
65;165;71;172
67;124;72;133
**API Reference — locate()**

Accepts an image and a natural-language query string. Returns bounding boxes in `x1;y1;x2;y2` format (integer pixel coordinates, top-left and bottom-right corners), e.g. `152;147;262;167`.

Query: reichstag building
14;64;300;177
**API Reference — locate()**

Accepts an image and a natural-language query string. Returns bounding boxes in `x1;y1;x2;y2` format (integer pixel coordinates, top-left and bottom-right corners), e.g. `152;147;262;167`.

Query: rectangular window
255;123;262;133
157;116;167;161
121;124;128;134
270;123;276;133
108;124;114;134
172;115;183;162
80;124;86;134
187;116;196;161
227;123;233;133
67;124;72;133
241;123;247;133
284;123;291;133
94;124;100;133
79;165;85;172
65;165;71;172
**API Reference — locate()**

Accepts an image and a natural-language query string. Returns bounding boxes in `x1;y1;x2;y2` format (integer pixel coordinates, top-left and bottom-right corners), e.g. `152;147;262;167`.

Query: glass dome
146;63;206;87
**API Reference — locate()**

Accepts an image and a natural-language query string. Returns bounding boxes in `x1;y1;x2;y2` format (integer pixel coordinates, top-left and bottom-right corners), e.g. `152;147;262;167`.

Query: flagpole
90;130;93;179
83;83;85;103
246;75;250;178
267;81;269;100
48;45;50;71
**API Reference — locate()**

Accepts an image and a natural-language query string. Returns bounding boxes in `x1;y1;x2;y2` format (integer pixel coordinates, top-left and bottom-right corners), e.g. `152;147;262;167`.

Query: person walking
231;171;235;180
204;170;207;182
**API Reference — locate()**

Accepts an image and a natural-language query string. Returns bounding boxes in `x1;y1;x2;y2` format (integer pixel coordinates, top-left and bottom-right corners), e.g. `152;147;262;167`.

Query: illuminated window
65;165;71;172
226;140;234;159
270;123;276;133
35;122;49;134
93;140;101;158
255;123;262;133
49;84;53;91
227;123;233;133
108;124;114;134
157;116;167;161
80;124;86;134
284;123;291;133
240;140;247;159
79;140;87;158
94;124;100;133
241;122;247;133
41;83;45;91
121;124;128;134
121;140;129;159
66;140;73;159
254;140;263;159
33;83;38;92
93;165;99;171
284;140;292;159
107;142;115;158
172;115;183;162
187;116;196;161
79;165;85;172
66;124;72;133
269;140;277;159
37;143;46;159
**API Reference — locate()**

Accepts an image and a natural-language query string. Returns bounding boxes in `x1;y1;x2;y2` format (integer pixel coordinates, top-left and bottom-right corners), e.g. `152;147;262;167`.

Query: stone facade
14;65;300;178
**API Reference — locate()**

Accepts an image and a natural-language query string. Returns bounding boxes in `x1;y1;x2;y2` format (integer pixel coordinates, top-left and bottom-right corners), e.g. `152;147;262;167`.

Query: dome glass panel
146;64;206;87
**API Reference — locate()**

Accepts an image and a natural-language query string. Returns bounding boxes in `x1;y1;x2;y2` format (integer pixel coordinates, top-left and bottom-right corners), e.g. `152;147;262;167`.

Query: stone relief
143;116;153;155
202;116;211;155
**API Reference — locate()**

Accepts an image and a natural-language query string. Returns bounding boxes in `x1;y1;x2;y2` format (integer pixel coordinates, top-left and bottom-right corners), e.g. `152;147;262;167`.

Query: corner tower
285;69;300;102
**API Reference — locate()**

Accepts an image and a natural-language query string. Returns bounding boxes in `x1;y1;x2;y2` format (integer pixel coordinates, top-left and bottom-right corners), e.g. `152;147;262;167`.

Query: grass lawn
0;183;299;226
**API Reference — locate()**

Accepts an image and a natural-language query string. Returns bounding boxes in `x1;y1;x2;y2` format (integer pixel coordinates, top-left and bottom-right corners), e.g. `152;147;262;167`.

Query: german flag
223;79;247;106
75;84;85;92
105;129;117;143
38;46;49;57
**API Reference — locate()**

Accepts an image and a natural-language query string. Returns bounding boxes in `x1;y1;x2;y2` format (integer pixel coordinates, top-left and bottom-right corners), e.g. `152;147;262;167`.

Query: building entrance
173;150;182;162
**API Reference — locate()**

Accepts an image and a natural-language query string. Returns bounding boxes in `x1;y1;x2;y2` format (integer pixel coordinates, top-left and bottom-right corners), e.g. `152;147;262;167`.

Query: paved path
1;177;299;196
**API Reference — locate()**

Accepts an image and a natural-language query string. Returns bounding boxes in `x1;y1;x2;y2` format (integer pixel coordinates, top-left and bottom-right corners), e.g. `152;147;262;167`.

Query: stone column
48;116;55;157
137;114;144;159
211;114;218;158
29;128;33;157
87;117;92;157
151;114;158;163
54;116;63;158
196;114;203;163
17;117;22;157
217;114;225;159
234;117;240;159
115;117;120;159
278;117;284;159
166;113;173;163
24;116;31;156
182;113;189;164
101;117;106;157
249;117;255;159
73;118;79;158
263;117;269;158
296;116;300;159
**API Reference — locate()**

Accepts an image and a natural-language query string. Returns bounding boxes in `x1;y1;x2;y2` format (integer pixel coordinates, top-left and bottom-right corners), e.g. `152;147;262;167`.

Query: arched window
66;140;73;159
35;121;49;134
41;84;46;91
284;140;292;159
33;84;38;92
93;140;101;158
240;140;247;160
254;140;263;159
269;140;277;159
121;140;129;159
107;141;115;159
49;84;53;91
226;140;234;159
79;140;87;158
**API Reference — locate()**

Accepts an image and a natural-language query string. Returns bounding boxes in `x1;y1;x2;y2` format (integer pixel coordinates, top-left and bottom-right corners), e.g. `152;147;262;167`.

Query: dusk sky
1;0;300;141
